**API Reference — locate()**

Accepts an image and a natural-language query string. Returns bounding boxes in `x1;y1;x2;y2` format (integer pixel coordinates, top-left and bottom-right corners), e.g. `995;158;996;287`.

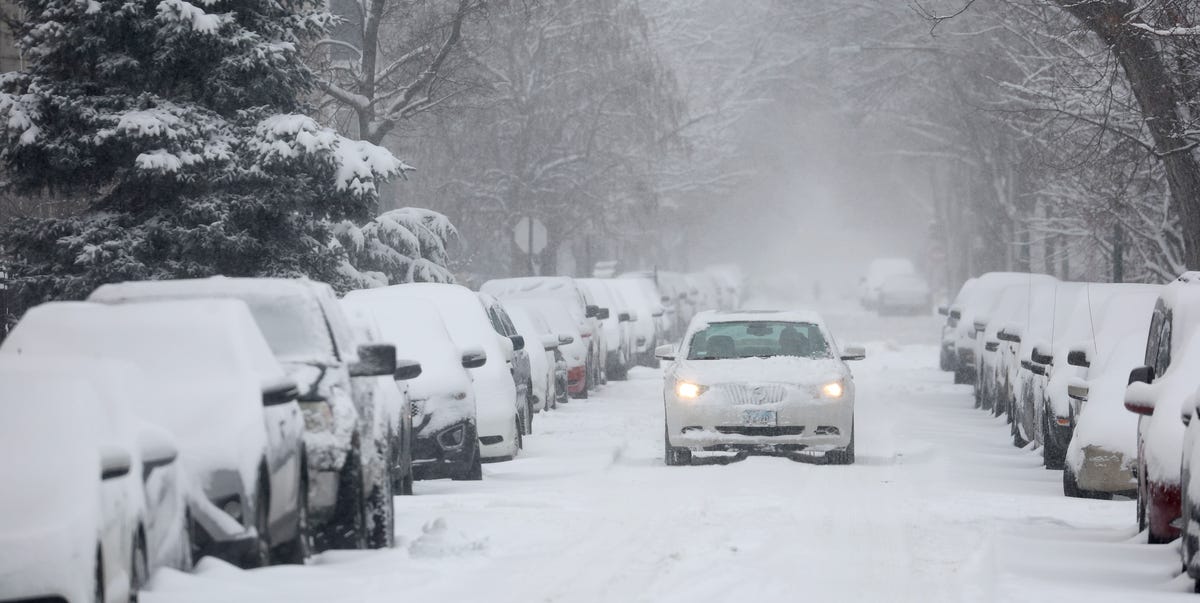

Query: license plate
743;409;777;427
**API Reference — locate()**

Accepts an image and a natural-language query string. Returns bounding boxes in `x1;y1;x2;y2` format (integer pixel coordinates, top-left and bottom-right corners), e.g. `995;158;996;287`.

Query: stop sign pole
514;216;548;276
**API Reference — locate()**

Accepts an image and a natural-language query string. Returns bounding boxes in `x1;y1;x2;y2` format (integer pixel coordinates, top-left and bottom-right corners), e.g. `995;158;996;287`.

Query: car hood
675;356;846;386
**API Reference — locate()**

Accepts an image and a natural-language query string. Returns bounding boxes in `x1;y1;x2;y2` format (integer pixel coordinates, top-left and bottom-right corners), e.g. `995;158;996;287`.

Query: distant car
3;299;310;567
0;359;187;603
938;278;977;372
1125;272;1200;544
89;277;401;552
859;258;917;310
1060;287;1159;498
875;273;931;315
342;291;483;481
609;277;666;366
481;277;605;395
951;272;1058;385
505;303;565;414
507;298;587;401
657;310;865;466
383;283;527;462
578;278;635;380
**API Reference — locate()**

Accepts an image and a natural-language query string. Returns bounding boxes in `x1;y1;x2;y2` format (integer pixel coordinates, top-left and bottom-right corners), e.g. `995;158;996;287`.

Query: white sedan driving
657;311;864;465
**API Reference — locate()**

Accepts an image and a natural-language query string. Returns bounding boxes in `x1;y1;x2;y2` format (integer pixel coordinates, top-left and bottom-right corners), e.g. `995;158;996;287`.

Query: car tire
452;441;483;481
365;459;394;550
827;425;856;465
324;448;367;551
1042;411;1066;470
1011;412;1028;448
275;468;312;564
663;431;691;466
245;480;272;568
515;416;524;451
129;531;148;602
525;388;535;435
93;548;104;603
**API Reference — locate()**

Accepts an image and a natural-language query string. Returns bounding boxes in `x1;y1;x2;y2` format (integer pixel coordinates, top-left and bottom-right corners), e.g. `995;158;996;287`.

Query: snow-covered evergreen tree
335;207;458;287
0;0;407;315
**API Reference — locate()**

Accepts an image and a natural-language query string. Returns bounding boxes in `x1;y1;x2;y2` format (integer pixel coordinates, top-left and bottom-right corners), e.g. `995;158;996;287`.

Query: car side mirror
597;308;610;320
540;334;560;351
350;343;398;377
652;308;665;317
462;348;487;369
1128;365;1155;386
1067;350;1090;368
654;344;676;361
984;341;999;352
393;359;422;381
509;335;525;352
949;309;962;320
997;328;1020;343
840;345;866;361
100;445;132;480
138;427;179;472
1029;363;1046;376
937;305;949;316
660;295;671;304
558;333;575;346
973;320;987;333
1030;346;1053;366
262;376;300;406
586;304;601;318
1125;381;1156;416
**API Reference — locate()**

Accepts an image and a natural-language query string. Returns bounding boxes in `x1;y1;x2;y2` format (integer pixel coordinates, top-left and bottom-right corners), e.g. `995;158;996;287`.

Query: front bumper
1075;446;1136;493
412;420;477;480
667;398;853;452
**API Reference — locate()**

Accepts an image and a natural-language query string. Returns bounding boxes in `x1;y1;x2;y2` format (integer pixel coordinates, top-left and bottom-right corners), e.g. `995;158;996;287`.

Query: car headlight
821;381;844;399
675;381;708;399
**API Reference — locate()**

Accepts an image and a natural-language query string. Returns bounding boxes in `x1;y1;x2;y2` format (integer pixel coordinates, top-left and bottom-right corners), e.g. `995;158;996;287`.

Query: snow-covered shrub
0;0;410;315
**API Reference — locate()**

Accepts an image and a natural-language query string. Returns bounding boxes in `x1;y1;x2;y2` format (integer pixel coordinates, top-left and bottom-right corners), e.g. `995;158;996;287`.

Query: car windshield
686;321;830;360
242;296;337;363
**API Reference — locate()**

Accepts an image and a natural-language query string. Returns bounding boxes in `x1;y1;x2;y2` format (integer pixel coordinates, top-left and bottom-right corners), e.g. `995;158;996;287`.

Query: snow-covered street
142;309;1192;602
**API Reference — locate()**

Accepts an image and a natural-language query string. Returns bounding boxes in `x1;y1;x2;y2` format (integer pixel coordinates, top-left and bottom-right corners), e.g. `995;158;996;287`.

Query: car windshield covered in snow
240;295;337;363
686;321;830;360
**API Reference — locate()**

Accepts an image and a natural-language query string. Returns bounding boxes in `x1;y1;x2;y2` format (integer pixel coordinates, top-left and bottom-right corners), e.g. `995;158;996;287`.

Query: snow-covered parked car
951;272;1057;385
1035;284;1159;471
479;293;535;434
505;303;566;413
876;273;931;316
938;277;976;372
482;276;604;397
89;277;401;551
383;283;527;461
578;278;635;380
2;299;309;567
343;291;484;481
340;304;421;548
657;310;865;466
1059;286;1159;498
1002;281;1083;444
0;358;187;602
1124;272;1200;544
609;277;666;366
506;298;586;403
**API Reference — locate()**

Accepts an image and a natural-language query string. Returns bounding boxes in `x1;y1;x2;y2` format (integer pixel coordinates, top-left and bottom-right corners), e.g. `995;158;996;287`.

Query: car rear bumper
567;365;586;394
1075;446;1135;493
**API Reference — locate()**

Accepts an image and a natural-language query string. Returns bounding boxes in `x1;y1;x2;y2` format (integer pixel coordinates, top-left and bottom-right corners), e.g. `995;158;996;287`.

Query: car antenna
1085;282;1098;359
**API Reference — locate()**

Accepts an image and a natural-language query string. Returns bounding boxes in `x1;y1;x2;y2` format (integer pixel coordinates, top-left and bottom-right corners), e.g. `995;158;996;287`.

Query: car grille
715;383;787;405
715;426;805;437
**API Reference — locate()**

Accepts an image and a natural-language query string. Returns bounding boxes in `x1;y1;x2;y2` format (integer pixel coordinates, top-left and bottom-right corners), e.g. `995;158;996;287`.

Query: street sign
514;216;547;254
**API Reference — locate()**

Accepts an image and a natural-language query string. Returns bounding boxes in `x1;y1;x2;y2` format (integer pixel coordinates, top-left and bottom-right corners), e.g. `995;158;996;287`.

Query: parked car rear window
687;321;830;360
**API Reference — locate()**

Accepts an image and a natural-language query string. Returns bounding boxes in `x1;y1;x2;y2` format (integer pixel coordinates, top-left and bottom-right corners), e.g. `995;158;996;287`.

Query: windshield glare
686;321;830;360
